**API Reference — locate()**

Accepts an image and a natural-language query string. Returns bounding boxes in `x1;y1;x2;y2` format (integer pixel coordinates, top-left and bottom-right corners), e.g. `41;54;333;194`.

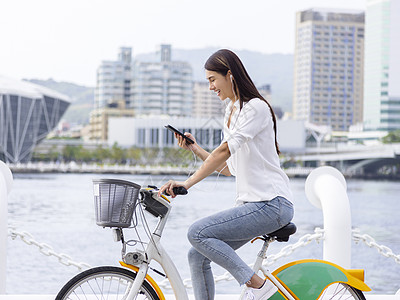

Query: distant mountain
136;48;294;112
25;78;94;125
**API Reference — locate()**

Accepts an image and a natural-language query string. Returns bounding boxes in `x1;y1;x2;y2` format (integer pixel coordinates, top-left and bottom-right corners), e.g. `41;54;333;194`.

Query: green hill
25;78;94;125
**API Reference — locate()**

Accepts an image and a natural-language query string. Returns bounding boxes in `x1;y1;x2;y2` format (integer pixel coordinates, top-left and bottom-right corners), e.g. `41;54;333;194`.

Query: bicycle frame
119;189;370;300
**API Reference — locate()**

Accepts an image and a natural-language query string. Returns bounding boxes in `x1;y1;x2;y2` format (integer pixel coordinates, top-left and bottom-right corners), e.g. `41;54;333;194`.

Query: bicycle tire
55;266;161;300
318;282;366;300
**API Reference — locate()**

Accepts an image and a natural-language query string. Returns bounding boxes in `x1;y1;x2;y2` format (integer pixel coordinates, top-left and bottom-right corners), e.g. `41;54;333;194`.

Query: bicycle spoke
57;267;160;300
318;283;365;300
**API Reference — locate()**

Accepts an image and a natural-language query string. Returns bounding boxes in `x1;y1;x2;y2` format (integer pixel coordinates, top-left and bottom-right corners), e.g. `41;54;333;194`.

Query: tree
381;130;400;144
93;146;111;163
110;143;126;163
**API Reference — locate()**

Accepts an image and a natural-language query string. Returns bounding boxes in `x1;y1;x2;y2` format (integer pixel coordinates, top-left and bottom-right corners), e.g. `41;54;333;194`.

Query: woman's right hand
176;132;197;150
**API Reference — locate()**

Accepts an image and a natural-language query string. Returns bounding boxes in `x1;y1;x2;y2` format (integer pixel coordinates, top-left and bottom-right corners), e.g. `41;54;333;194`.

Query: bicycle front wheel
56;266;161;300
318;282;366;300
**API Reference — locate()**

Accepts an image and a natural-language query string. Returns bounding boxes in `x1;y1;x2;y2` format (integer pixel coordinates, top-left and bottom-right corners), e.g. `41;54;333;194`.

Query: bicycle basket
93;179;141;228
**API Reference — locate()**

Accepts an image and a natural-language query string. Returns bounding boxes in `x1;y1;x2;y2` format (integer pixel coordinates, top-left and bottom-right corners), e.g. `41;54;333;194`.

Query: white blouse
223;98;293;205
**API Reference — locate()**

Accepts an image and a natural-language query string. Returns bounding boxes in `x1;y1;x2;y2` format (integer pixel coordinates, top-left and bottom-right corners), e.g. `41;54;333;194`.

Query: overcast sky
0;0;365;86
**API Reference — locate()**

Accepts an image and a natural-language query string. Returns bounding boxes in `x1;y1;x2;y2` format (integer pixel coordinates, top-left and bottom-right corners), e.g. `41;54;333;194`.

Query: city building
0;76;70;163
363;0;400;131
108;116;306;153
131;45;193;116
192;81;226;118
89;100;135;142
293;8;365;131
95;47;132;109
108;116;224;150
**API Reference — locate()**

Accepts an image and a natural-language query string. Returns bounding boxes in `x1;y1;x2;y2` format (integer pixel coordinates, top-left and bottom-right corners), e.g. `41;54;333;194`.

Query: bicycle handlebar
164;186;188;196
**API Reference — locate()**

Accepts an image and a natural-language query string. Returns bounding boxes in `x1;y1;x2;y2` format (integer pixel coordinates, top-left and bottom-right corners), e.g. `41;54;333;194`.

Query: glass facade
0;81;69;163
364;0;400;131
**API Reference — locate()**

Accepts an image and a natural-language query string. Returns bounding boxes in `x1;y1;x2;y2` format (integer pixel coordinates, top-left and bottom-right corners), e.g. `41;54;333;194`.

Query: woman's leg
188;239;250;300
187;197;293;287
188;247;214;300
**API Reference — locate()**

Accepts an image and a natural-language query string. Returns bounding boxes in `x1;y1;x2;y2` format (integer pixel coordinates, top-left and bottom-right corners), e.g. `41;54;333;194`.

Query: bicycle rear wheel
318;282;366;299
56;266;161;300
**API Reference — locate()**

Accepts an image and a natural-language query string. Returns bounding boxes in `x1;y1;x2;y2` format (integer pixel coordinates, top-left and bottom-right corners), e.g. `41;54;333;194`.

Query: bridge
290;143;400;177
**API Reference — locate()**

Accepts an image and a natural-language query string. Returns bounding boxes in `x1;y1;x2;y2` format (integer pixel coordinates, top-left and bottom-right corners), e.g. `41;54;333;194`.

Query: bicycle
56;178;371;300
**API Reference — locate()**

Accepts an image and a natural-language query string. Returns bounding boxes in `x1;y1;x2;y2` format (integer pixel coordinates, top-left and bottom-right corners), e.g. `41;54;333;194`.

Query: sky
0;0;366;87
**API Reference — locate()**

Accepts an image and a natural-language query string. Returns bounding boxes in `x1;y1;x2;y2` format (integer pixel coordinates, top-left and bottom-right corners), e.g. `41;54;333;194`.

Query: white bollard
0;161;13;294
305;166;352;269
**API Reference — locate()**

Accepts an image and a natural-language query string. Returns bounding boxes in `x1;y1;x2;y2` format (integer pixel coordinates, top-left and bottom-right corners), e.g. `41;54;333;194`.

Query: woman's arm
158;142;231;197
178;134;231;176
184;142;231;189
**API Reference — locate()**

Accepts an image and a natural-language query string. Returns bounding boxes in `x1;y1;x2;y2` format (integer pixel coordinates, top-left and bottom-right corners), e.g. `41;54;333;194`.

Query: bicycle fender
119;261;166;300
268;259;371;300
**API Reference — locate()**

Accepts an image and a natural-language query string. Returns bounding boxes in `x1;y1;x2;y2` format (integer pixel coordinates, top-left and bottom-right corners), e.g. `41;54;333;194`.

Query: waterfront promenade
8;161;314;177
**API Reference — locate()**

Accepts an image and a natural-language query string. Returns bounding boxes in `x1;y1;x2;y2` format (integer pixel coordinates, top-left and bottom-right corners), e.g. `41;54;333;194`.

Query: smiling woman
157;49;293;300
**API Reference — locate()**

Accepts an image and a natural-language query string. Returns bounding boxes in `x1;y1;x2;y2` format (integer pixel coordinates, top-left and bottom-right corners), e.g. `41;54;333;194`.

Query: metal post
305;166;351;268
0;161;13;294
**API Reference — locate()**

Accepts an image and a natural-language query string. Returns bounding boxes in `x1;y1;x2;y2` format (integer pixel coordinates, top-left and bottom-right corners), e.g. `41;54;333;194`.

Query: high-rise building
293;8;365;131
131;45;193;116
192;81;225;118
95;47;132;109
364;0;400;131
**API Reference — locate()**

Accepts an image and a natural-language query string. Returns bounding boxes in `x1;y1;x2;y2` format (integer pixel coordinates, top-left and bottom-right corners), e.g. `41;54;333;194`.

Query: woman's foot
242;279;278;300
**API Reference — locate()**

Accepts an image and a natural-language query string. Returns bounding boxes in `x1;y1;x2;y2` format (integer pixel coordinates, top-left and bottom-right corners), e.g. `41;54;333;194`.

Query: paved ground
0;294;399;299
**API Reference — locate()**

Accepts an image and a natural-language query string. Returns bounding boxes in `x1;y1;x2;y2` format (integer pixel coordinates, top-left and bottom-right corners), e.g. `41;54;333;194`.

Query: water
5;173;400;295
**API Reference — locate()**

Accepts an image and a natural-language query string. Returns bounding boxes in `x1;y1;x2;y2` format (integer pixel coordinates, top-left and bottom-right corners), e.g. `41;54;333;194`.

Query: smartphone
165;125;194;144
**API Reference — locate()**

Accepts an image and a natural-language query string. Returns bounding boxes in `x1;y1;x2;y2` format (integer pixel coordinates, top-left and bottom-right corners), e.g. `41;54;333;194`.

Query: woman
158;49;294;300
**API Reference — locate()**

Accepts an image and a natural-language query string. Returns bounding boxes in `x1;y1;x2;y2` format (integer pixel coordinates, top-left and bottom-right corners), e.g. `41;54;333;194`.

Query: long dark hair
204;49;280;155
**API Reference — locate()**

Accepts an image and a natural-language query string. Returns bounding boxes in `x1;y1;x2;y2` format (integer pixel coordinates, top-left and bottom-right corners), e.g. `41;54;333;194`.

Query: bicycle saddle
263;222;297;242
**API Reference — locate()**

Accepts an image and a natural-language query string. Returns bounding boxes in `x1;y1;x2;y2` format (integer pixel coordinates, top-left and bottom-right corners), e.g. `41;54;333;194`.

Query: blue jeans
187;196;294;300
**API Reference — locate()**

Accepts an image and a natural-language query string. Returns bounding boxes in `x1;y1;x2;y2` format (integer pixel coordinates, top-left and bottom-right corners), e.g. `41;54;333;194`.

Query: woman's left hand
158;180;188;198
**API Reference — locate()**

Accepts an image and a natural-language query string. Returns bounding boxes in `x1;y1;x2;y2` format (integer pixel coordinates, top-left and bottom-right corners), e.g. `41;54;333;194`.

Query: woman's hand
158;180;188;198
176;132;197;150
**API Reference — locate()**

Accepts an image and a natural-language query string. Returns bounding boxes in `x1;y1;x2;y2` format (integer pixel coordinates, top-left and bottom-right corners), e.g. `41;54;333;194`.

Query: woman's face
205;70;235;101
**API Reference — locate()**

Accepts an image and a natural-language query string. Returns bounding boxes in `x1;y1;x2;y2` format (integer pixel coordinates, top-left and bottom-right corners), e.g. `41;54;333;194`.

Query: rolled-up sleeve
225;100;271;155
226;156;236;176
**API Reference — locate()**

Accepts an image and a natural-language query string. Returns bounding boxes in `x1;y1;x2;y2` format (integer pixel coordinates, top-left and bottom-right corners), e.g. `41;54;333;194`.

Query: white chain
8;226;91;271
352;228;400;264
262;228;325;266
8;225;400;291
